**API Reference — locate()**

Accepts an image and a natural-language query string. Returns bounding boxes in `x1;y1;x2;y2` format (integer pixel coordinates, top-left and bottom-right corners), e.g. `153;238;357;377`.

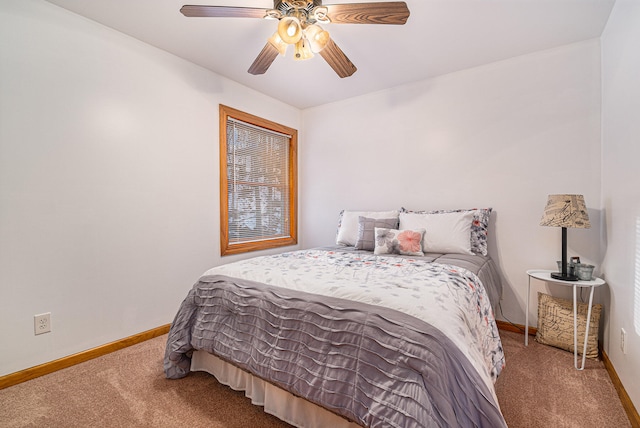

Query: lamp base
551;272;579;281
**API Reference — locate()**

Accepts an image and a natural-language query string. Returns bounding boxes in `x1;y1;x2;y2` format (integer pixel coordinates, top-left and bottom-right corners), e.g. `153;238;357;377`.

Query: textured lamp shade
540;194;591;229
540;194;590;281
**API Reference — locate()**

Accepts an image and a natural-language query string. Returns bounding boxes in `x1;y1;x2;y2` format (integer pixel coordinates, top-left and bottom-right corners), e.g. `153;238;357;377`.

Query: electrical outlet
34;313;51;335
621;328;627;354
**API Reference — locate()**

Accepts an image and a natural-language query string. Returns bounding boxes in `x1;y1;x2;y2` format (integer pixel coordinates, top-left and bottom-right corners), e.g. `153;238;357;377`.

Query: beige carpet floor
0;330;631;427
496;330;630;427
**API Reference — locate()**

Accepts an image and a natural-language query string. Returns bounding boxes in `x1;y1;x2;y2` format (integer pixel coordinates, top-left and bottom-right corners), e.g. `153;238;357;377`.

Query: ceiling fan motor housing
274;1;322;20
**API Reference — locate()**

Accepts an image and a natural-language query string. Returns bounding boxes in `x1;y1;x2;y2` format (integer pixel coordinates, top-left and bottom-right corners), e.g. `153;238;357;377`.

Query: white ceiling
44;0;615;109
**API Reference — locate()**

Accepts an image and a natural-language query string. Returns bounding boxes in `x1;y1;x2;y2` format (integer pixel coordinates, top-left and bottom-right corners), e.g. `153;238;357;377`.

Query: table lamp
540;194;591;281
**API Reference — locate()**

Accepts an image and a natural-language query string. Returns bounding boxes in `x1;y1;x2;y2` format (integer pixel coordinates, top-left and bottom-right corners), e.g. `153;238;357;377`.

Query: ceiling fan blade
325;2;410;25
248;42;280;75
319;38;357;78
180;5;266;18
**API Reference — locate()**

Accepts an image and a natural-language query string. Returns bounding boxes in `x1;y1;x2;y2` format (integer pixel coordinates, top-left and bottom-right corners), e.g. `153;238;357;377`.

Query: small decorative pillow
336;210;400;246
374;228;425;256
355;217;400;251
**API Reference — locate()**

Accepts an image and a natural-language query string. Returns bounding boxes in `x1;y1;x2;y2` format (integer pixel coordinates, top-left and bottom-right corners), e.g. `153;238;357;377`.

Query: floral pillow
374;228;425;256
400;207;492;256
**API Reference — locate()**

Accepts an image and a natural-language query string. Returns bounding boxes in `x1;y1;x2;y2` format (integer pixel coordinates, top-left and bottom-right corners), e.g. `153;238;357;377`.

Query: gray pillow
355;216;399;251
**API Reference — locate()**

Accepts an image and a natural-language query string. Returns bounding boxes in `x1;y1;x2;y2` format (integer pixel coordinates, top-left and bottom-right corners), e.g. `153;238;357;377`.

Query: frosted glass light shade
277;16;302;44
294;38;314;60
304;24;330;53
268;32;288;56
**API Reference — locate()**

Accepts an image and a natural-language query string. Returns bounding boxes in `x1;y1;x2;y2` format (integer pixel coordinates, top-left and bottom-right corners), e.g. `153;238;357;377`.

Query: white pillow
336;210;399;246
399;211;474;254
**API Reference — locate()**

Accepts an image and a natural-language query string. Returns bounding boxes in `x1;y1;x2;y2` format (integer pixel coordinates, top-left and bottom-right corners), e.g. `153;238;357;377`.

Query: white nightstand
525;269;605;370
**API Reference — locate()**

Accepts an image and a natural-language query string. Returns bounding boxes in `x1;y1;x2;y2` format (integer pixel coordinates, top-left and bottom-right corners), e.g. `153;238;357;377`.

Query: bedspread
164;248;506;427
323;246;503;314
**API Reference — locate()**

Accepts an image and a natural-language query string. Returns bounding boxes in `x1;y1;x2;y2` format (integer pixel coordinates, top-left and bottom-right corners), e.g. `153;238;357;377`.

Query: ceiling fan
180;1;410;78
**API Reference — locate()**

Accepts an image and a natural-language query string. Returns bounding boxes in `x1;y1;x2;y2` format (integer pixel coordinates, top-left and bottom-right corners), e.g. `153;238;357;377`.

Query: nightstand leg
525;276;531;346
579;286;596;370
573;285;578;369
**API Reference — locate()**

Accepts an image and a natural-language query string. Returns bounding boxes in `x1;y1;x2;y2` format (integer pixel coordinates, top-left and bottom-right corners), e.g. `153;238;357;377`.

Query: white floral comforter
204;248;505;397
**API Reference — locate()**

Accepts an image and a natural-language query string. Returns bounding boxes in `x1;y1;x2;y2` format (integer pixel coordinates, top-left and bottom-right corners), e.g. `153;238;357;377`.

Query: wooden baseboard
496;319;537;336
601;348;640;428
497;320;639;427
0;324;171;390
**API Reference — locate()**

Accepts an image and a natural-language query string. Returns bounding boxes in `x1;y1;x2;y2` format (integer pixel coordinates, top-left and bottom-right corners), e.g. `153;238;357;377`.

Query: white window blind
226;118;291;244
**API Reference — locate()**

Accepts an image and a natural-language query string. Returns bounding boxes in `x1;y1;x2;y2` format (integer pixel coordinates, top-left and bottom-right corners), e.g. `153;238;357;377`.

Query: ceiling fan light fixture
277;16;303;44
304;24;330;53
294;38;314;61
268;32;288;56
180;1;411;77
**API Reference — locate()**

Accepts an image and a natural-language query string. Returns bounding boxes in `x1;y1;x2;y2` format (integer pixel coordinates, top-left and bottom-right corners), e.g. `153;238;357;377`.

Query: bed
164;208;507;427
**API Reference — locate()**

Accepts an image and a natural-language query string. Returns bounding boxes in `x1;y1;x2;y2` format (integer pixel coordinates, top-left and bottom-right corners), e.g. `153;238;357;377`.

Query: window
219;105;297;256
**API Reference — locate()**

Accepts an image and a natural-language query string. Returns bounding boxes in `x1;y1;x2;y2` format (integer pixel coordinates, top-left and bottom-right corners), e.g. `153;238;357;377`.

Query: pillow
373;228;425;256
355;216;399;251
399;211;474;254
536;292;602;360
336;210;399;246
401;207;492;256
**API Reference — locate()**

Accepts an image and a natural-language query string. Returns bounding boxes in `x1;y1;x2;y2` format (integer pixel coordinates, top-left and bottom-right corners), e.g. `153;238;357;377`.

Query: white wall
301;40;602;331
0;0;301;376
601;0;640;410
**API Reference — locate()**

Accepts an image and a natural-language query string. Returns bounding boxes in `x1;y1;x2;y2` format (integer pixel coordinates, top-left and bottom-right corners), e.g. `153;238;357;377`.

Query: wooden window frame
219;105;298;256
